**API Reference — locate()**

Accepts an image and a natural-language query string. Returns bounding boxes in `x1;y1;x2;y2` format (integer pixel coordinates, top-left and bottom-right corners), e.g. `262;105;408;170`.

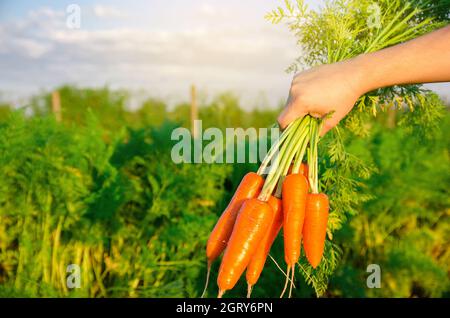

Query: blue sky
0;0;448;108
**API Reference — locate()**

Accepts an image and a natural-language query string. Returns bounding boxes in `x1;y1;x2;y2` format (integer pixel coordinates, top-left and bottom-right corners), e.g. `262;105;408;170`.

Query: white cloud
93;5;128;19
196;3;228;19
11;38;52;58
28;7;64;19
0;5;300;107
199;3;217;16
0;8;63;59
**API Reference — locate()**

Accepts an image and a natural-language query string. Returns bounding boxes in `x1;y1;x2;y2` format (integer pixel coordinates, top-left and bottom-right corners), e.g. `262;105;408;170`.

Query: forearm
354;26;450;93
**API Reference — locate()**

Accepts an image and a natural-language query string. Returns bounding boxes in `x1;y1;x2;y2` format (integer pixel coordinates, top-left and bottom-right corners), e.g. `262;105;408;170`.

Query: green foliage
0;103;12;120
408;0;450;22
330;115;450;297
0;111;230;297
30;85;129;132
0;111;112;296
0;85;448;297
129;98;168;128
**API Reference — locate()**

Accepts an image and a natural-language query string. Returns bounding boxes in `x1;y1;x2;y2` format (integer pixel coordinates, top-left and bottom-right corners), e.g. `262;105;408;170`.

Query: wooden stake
52;90;62;122
191;84;198;138
191;85;198;138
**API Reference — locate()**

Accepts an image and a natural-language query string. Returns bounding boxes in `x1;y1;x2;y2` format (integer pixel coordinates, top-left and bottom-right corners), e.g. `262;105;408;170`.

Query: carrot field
0;84;448;297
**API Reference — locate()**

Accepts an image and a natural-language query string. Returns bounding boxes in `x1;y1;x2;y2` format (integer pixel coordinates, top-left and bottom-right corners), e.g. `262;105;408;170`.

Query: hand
278;60;366;135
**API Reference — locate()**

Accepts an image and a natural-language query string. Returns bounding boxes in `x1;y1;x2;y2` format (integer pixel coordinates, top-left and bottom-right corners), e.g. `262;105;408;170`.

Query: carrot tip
307;256;320;269
280;266;291;298
217;290;225;298
200;262;212;298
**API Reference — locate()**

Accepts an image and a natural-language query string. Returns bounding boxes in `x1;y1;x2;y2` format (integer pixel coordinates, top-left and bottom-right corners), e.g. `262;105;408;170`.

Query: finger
320;111;344;136
277;98;308;129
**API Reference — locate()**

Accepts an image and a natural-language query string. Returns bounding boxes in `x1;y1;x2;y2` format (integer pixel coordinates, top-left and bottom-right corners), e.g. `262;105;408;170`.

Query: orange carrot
288;163;309;184
217;198;274;297
245;196;283;297
201;172;263;297
303;193;329;268
282;173;308;266
206;172;264;262
280;173;308;297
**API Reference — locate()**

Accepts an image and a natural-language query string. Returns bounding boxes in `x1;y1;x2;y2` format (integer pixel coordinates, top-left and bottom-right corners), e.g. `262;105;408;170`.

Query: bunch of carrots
202;115;329;298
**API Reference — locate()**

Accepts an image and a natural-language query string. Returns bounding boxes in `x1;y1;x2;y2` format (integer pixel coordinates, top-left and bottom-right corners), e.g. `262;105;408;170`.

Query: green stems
292;130;310;175
257;119;298;175
257;114;324;200
258;116;311;201
274;122;310;198
279;121;310;179
307;118;324;194
258;119;301;200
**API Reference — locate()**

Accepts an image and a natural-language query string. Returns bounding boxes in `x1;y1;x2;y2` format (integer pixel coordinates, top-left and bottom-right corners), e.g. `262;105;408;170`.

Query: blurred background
0;0;448;298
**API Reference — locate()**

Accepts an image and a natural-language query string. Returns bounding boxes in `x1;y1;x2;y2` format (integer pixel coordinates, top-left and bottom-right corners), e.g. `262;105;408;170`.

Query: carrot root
280;266;291;298
288;266;295;298
200;261;211;298
246;284;253;298
268;254;296;289
217;289;224;298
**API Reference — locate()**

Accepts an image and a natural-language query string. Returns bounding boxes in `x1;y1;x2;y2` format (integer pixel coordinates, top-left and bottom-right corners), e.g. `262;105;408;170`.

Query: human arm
278;26;450;135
